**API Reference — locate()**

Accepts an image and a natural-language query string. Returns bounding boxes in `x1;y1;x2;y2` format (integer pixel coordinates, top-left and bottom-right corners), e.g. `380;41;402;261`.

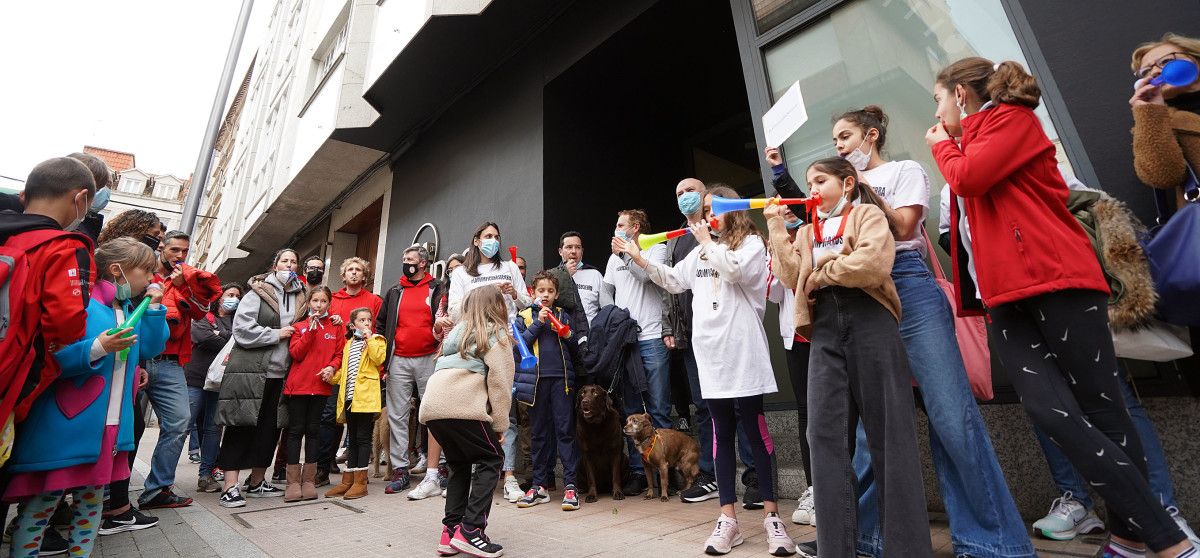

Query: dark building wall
1011;0;1200;223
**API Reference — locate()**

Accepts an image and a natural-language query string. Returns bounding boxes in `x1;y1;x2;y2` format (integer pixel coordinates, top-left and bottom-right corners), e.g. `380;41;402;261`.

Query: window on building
117;177;145;195
751;0;822;35
153;181;180;200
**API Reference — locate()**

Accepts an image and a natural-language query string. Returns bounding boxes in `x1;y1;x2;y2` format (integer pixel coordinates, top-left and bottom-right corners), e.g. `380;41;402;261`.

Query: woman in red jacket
926;57;1195;558
283;286;345;502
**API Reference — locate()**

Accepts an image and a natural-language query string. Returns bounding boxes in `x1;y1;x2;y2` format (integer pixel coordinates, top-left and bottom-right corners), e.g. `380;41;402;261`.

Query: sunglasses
1135;52;1189;79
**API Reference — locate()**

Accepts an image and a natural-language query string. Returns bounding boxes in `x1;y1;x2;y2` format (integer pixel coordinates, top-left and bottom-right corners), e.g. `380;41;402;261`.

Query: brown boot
301;463;319;500
344;469;368;500
325;471;354;498
283;464;302;502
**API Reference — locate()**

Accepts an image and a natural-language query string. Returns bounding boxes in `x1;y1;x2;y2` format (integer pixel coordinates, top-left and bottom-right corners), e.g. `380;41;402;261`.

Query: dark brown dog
623;413;698;501
575;385;627;503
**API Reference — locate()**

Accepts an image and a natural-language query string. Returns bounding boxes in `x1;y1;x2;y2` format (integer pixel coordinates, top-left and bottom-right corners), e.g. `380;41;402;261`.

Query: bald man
665;178;761;507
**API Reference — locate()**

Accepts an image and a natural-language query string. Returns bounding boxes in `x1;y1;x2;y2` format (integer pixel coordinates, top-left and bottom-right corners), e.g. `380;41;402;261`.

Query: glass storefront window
762;0;1073;218
751;0;822;35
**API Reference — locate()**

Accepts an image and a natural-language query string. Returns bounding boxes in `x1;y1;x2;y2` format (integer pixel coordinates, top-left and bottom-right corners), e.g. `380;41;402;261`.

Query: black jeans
785;342;813;484
286;395;325;464
344;410;375;470
807;287;930;557
316;392;340;472
988;289;1186;551
427;419;503;532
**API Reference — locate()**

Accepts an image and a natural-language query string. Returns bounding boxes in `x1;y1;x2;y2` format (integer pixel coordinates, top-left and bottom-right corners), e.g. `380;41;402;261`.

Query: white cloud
0;1;259;183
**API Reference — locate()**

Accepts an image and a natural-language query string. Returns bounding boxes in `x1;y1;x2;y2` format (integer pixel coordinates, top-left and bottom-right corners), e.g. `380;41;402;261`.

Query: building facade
201;0;1200;517
84;145;189;232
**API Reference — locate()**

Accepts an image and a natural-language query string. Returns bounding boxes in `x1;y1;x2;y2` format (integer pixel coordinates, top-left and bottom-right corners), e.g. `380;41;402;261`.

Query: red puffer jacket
931;103;1109;310
285;315;344;396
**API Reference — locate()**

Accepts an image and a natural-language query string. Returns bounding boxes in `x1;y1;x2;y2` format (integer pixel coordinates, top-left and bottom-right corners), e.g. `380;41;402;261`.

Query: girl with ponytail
928;58;1197;557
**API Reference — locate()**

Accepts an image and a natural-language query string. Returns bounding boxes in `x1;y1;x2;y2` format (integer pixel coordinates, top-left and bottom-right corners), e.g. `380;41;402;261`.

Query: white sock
1172;545;1198;558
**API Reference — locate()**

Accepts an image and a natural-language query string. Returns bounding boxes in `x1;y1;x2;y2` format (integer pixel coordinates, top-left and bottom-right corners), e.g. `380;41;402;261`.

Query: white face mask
841;134;874;171
275;270;294;284
65;191;87;231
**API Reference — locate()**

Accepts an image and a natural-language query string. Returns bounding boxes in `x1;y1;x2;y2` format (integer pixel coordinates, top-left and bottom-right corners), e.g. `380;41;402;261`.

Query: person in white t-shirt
445;221;532;501
828;106;1028;558
602;209;671;496
617;187;791;556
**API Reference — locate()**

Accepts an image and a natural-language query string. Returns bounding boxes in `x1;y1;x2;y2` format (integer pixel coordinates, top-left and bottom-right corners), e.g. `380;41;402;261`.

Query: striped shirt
344;337;365;402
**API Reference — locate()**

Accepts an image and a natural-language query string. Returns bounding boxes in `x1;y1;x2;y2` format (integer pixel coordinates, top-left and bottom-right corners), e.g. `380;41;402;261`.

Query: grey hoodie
234;271;306;379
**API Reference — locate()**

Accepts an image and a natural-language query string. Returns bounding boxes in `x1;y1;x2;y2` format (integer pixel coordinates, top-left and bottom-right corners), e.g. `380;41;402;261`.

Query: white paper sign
762;81;808;148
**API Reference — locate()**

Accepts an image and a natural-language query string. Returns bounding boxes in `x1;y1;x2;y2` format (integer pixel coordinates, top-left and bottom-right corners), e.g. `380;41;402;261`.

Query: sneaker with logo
1033;492;1104;540
410;454;429;476
36;527;68;556
450;525;504;558
516;486;550;508
562;484;580;511
438;524;460;556
219;486;246;508
1168;506;1200;546
140;487;193;509
704;513;744;555
503;476;524;503
681;473;720;503
385;467;412;494
212;468;225;482
409;474;442;500
792;486;816;525
764;514;797;556
246;480;285;498
98;508;160;536
795;539;818;558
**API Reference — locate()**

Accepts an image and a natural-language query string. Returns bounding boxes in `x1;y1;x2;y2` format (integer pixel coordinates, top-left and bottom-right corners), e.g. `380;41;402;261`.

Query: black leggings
286;395;325;464
708;395;775;506
988;289;1185;551
344;411;375;470
785;342;813;483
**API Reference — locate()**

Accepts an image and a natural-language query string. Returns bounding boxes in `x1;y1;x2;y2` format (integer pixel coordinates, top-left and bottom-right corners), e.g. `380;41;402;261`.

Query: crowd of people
1;35;1199;558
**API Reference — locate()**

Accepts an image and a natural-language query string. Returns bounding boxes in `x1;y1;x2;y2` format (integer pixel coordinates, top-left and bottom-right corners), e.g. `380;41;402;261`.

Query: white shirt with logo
448;260;531;323
571;266;605;325
812;215;846;269
604;244;667;341
643;236;777;399
861;160;930;255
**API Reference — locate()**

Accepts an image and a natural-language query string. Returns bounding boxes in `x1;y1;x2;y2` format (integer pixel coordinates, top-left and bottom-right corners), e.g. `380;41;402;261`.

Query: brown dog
372;413;392;478
623;413;698;501
575;385;627;503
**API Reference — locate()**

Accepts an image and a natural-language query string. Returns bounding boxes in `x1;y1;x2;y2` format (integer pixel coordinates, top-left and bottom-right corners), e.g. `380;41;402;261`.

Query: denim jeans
187;386;221;478
625;339;672;473
1034;374;1178;511
503;401;519;472
140;358;191;503
187;388;201;456
682;347;755;478
853;251;1033;558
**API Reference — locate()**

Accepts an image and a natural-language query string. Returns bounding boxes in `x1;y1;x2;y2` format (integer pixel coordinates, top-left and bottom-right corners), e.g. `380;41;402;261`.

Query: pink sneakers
703;513;744;555
438;525;459;556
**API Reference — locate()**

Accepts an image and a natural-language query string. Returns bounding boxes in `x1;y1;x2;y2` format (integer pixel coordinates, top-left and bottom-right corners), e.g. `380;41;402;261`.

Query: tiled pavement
5;427;1110;557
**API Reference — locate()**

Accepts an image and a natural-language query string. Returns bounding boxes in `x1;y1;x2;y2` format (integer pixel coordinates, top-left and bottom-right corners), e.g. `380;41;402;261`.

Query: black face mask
306;269;324;285
402;263;420;282
141;235;161;254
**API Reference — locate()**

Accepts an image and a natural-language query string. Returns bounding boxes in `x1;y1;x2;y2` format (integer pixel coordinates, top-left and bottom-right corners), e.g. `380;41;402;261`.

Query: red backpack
0;229;86;425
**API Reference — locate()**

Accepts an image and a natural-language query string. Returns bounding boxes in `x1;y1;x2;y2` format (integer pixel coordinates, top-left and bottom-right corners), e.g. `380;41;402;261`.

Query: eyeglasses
1135;52;1189;79
305;265;324;272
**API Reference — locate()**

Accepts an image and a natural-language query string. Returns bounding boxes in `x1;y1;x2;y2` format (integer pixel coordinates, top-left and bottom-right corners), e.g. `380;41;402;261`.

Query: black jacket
582;305;646;396
772;166;811;221
661;230;697;348
185;313;234;388
375;276;445;370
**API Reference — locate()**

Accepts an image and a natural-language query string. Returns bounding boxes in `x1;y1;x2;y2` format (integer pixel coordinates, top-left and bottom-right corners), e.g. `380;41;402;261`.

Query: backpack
0;229;83;434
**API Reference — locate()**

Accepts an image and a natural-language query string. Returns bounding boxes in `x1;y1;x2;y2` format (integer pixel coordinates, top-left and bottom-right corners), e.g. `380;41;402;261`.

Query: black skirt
216;378;284;471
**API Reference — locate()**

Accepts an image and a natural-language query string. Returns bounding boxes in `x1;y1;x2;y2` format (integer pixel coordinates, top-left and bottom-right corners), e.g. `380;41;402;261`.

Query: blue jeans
625;339;672;473
1034;374;1178;510
188;386;221;478
503;401;519;472
683;348;755;478
853;251;1033;558
140;358;191;504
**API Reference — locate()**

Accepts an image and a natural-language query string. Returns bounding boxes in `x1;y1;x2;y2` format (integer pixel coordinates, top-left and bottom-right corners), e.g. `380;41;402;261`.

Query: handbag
204;336;237;391
1112;320;1193;362
1143;162;1200;326
923;231;994;401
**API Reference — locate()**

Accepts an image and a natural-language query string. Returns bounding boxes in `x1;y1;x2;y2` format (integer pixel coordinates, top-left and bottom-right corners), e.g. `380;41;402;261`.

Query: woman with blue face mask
184;283;244;494
447;222;531;324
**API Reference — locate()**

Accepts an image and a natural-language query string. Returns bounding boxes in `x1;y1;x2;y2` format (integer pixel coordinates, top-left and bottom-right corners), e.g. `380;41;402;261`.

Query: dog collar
640;433;660;462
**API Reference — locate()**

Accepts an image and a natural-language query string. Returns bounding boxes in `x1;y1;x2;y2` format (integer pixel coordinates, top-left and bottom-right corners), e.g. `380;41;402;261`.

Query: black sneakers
98;508;160;536
37;527;68;556
219;486;247;508
140;487;193;509
450;525;504;558
681;474;720;503
742;473;764;510
246;480;285;498
622;472;648;497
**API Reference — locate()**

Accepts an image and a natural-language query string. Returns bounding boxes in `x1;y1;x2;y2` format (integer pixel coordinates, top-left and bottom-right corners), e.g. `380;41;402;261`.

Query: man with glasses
303;256;326;286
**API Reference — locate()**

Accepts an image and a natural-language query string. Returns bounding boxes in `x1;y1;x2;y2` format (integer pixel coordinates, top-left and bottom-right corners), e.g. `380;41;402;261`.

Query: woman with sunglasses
1131;33;1200;210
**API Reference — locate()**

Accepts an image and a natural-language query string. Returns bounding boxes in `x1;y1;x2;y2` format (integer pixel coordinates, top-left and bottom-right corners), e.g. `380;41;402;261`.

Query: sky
0;1;265;186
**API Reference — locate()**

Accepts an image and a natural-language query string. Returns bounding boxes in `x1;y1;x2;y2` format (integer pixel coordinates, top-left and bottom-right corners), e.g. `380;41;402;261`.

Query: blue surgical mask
479;238;500;259
677;191;702;216
353;329;367;339
221;298;239;312
785;219;803;230
614;229;628;241
90;187;111;212
114;264;132;301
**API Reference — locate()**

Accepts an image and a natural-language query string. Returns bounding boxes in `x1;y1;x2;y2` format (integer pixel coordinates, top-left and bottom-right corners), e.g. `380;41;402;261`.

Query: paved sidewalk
5;427;1108;557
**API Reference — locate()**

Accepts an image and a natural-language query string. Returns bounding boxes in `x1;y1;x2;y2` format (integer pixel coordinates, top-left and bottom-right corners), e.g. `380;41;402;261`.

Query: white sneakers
704;513;744;555
764;515;797;556
1032;492;1104;540
792;486;816;526
408;473;442;500
503;476;523;503
1169;506;1200;546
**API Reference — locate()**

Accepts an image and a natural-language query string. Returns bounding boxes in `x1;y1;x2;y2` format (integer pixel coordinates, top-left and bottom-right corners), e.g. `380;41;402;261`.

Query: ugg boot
283;464;302;502
301;463;319;500
325;470;354;498
344;469;369;500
